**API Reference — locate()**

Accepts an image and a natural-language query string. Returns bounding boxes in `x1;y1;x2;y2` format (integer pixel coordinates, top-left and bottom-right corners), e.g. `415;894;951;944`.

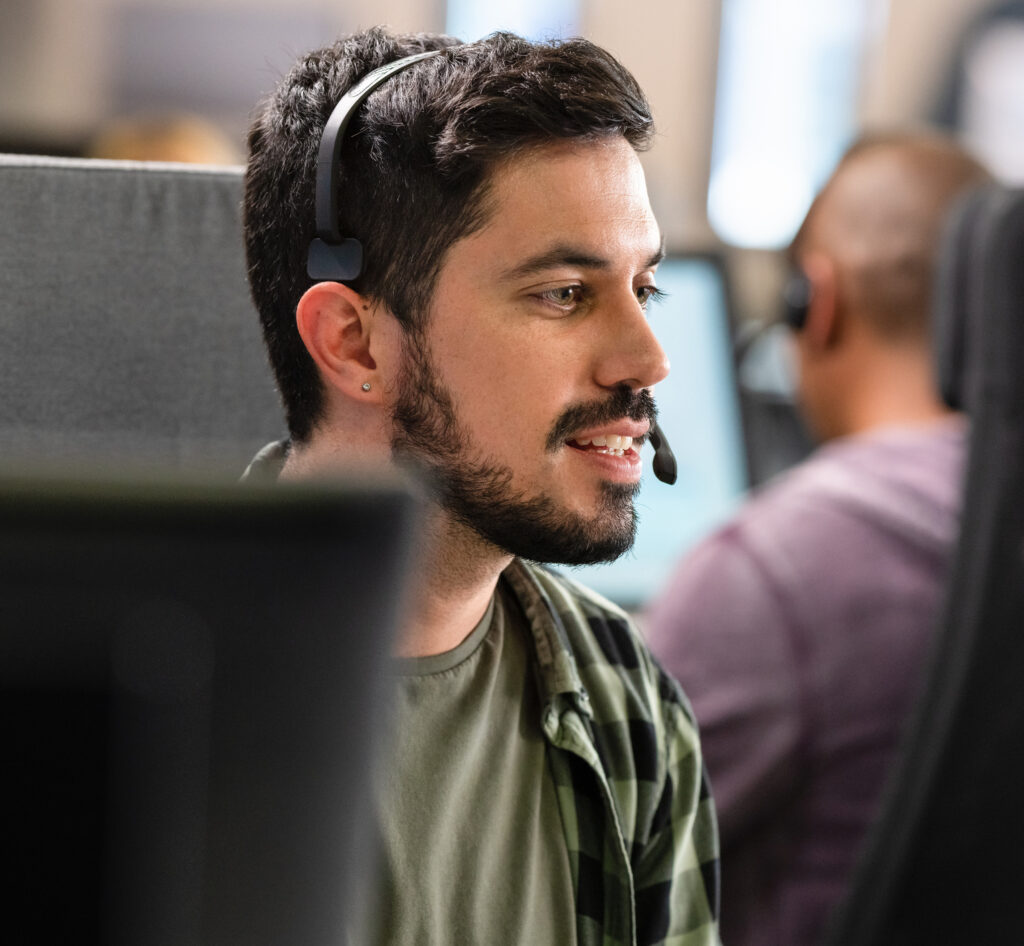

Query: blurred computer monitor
576;253;750;609
2;473;418;946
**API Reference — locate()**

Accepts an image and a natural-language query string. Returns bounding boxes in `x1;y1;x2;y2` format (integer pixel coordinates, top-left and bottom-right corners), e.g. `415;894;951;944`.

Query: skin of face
392;136;670;563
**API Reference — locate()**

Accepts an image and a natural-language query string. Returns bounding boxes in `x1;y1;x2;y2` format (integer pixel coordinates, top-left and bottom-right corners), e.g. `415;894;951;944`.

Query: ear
800;252;841;352
295;282;389;403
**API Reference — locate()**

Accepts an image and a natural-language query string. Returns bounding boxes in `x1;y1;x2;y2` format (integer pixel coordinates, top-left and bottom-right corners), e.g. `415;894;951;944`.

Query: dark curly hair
243;27;654;443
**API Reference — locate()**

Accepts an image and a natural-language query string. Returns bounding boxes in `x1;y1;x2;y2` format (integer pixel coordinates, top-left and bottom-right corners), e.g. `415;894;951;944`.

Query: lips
545;388;658;453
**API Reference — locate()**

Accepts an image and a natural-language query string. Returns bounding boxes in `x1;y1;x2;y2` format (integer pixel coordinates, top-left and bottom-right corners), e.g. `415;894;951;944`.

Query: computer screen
573;254;749;610
2;473;418;946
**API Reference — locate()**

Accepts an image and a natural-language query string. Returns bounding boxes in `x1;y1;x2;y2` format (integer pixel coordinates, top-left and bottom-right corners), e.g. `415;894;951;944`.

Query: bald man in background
645;132;991;946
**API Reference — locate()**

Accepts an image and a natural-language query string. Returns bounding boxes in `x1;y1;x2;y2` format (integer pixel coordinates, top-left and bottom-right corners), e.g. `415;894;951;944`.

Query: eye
636;285;666;310
536;285;585;312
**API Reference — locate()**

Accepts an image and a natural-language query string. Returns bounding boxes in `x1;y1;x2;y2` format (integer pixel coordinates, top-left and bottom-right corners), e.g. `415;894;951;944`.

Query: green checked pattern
503;560;721;946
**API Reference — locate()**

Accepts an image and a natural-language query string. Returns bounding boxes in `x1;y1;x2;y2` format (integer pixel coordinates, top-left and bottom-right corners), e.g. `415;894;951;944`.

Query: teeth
571;434;633;456
592;435;633;451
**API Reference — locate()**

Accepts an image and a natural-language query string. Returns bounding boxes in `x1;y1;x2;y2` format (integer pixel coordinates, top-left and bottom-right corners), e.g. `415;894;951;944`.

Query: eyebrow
499;237;666;282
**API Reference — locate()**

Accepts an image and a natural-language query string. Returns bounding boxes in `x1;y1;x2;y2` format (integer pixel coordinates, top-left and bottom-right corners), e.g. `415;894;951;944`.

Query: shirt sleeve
644;529;805;847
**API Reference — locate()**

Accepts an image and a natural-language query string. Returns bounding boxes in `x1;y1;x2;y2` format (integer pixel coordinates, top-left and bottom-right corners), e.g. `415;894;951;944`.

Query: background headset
307;51;678;485
781;267;812;332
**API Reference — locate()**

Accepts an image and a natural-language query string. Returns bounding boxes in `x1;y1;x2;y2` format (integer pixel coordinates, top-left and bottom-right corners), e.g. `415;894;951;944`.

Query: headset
648;423;677;485
307;50;442;282
781;267;812;332
307;51;678;485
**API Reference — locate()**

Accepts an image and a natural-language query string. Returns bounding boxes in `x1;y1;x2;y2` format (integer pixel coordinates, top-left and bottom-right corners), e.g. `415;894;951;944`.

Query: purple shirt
644;419;966;946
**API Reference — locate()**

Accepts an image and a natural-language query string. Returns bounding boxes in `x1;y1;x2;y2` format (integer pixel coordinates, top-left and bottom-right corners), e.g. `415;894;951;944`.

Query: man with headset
241;28;719;946
645;132;991;946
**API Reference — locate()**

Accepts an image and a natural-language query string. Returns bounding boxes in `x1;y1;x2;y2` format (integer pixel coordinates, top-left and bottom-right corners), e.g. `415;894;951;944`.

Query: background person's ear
295;282;386;402
800;252;842;352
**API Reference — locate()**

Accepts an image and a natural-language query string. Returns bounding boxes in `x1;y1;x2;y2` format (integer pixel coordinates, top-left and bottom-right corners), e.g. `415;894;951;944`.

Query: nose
594;291;671;392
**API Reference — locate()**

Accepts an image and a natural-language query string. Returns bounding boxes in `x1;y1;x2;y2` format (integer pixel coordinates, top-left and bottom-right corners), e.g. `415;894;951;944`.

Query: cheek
442;340;519;419
438;324;565;424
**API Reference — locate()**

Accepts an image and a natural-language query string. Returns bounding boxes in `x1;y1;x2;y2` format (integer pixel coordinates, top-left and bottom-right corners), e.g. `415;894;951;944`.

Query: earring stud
361;382;371;392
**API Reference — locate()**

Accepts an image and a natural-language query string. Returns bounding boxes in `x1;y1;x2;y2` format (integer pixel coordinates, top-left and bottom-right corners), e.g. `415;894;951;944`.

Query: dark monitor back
1;474;417;946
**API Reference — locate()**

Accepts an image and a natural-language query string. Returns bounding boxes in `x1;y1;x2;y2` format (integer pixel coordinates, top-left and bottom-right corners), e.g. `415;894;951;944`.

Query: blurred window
960;20;1024;184
445;0;579;41
708;0;884;248
932;2;1024;186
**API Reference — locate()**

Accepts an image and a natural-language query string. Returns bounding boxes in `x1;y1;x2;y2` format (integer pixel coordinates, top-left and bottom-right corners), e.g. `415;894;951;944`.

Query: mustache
545;386;658;452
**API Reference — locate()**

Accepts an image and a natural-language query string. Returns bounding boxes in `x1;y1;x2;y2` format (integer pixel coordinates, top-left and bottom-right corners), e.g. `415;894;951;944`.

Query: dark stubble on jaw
390;329;654;566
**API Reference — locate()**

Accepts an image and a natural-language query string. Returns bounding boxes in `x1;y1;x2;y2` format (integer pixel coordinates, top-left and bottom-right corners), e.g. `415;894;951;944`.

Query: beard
390;330;656;566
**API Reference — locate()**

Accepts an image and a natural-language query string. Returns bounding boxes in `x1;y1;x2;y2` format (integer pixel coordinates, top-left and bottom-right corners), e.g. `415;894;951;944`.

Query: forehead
462;137;661;269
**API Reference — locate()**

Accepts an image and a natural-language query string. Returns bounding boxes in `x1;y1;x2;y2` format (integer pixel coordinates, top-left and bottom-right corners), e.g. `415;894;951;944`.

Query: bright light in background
708;0;884;249
446;0;579;41
961;21;1024;185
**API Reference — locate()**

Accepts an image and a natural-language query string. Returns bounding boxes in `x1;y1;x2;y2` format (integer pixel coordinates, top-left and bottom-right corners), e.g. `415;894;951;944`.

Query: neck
282;431;513;658
395;506;513;658
280;437;391;483
833;343;955;438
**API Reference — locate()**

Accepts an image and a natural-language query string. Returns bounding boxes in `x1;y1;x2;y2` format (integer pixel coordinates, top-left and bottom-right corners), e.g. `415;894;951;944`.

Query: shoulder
761;421;968;517
647;423;968;685
644;440;895;644
666;427;949;575
240;440;290;482
737;422;968;557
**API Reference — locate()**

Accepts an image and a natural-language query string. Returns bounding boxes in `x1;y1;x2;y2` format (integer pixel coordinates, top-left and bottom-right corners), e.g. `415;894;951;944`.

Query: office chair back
825;185;1024;945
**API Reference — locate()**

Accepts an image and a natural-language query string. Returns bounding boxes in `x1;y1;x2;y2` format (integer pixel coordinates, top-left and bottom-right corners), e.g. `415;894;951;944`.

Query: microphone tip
653;453;677;485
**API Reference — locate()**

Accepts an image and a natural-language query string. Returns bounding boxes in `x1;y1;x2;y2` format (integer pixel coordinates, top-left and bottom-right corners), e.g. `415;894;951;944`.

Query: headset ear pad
307;237;363;282
781;268;812;331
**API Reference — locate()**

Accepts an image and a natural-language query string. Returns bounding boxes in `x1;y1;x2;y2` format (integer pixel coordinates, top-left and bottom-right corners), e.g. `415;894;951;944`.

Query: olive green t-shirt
364;582;577;944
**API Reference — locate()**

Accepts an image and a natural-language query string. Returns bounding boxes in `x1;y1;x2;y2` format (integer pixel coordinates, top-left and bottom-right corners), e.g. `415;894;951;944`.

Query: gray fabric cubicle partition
0;154;285;471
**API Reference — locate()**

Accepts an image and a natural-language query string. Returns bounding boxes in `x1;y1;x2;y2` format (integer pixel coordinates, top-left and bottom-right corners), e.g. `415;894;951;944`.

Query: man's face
391;137;669;565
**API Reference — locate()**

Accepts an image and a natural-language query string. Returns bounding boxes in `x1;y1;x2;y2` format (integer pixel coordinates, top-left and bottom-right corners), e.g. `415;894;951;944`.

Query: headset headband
307;49;443;281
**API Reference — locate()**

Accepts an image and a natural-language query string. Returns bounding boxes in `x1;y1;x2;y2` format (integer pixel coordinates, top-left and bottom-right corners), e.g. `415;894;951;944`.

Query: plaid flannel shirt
503;559;721;946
